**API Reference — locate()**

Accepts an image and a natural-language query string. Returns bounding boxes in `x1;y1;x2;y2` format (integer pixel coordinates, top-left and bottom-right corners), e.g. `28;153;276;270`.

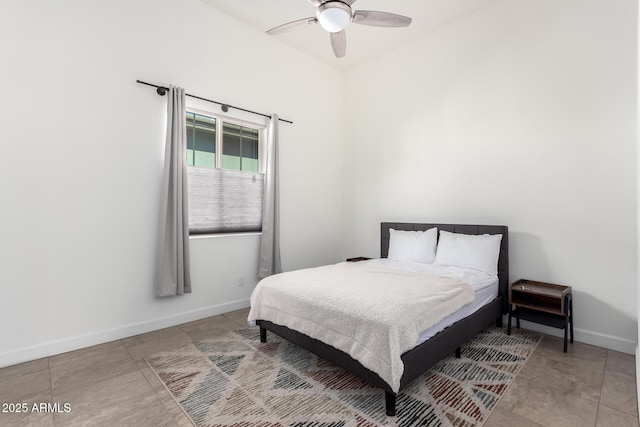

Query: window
185;110;265;235
186;112;216;168
222;122;259;172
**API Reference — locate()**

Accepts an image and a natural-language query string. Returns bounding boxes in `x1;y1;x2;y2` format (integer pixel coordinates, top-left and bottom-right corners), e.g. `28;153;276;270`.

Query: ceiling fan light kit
317;1;352;33
266;0;412;58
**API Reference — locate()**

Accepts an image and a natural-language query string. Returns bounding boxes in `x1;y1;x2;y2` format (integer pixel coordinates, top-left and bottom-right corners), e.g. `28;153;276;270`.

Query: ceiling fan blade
266;17;317;35
352;10;412;28
341;0;357;5
330;30;347;58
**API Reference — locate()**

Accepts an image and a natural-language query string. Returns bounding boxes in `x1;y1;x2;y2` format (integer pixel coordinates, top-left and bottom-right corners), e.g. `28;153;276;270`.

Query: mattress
362;259;499;346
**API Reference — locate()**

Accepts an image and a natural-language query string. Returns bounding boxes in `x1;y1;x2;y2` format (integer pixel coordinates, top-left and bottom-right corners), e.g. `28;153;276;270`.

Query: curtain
258;114;282;278
154;85;192;297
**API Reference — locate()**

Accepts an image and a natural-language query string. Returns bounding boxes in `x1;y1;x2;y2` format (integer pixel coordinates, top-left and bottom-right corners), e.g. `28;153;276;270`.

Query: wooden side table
507;279;574;352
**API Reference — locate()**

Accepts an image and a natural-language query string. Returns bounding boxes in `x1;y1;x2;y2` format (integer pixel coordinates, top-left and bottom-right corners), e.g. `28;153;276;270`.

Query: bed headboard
380;222;509;314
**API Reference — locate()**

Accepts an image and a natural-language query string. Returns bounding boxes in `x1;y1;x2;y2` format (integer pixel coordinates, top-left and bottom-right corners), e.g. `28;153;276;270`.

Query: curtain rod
136;80;293;124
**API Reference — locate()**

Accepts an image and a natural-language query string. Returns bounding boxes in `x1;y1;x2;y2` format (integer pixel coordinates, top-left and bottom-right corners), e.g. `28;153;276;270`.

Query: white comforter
248;261;475;392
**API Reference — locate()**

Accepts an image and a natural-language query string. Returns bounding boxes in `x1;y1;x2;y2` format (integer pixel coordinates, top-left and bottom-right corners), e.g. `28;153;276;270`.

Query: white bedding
248;261;478;392
362;259;499;345
364;258;498;292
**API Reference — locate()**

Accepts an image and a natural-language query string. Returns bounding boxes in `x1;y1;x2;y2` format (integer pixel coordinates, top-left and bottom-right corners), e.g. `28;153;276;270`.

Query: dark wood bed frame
257;222;509;417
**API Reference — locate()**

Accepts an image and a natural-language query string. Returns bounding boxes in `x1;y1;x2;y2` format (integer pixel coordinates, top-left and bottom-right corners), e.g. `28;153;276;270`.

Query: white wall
0;0;345;367
344;0;638;352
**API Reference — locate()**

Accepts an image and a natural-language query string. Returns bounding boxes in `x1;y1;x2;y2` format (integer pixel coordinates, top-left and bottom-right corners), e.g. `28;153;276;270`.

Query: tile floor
1;308;637;427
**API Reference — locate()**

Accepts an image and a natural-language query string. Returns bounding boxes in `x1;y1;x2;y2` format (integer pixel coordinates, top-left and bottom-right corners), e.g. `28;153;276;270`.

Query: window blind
187;167;264;234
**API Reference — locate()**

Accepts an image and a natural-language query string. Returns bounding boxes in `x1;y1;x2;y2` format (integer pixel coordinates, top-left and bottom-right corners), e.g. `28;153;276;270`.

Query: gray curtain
258;114;282;278
154;85;192;297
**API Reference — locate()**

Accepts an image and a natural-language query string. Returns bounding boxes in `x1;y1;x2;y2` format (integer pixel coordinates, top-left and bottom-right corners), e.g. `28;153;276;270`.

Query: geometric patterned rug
146;326;541;427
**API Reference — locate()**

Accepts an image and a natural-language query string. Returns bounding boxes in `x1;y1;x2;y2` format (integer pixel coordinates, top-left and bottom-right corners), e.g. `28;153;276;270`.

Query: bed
250;222;509;417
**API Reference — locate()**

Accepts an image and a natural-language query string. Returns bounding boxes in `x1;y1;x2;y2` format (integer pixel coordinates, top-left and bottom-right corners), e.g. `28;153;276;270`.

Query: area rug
146;326;541;427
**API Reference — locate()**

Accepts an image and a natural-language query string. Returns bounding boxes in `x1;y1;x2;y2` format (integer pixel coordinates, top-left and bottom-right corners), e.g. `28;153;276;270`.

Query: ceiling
200;0;501;70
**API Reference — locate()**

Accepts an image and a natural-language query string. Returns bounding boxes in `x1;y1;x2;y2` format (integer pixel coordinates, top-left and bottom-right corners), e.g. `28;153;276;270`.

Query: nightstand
507;279;574;352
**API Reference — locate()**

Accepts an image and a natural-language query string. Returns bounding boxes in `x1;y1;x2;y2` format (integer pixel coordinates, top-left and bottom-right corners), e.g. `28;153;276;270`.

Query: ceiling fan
266;0;412;58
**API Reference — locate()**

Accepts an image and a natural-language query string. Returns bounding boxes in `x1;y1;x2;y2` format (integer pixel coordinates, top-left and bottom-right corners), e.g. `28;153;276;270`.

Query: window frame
186;107;266;174
185;107;267;236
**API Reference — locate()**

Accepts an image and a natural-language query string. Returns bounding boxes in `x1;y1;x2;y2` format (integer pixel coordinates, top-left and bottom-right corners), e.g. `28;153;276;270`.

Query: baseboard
504;316;636;354
0;299;250;368
4;306;633;368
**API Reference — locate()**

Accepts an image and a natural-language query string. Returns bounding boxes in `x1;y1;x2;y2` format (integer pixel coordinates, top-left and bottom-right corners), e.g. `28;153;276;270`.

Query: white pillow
434;230;502;276
388;227;438;264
